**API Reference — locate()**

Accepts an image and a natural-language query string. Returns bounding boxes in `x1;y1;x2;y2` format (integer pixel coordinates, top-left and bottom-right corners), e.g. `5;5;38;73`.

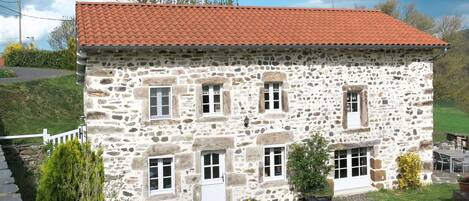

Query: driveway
0;67;74;84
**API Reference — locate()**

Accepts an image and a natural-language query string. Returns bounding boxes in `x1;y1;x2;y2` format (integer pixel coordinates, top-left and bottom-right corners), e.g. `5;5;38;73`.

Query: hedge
4;49;75;70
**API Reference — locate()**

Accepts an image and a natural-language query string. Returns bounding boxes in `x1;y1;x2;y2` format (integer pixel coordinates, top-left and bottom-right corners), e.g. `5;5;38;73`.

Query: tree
403;4;434;33
135;0;238;5
434;16;463;41
288;132;332;199
375;0;400;18
48;17;76;50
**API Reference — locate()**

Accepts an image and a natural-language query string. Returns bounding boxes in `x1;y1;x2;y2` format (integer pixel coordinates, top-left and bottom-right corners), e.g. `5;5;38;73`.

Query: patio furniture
453;157;469;173
435;149;469;173
434;151;450;171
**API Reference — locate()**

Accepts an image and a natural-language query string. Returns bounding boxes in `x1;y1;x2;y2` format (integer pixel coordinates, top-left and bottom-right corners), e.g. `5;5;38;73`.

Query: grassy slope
433;102;469;143
367;184;457;201
0;75;83;143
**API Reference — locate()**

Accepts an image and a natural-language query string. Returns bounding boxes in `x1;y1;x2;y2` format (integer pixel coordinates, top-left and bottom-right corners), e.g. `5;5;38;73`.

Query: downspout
76;49;87;85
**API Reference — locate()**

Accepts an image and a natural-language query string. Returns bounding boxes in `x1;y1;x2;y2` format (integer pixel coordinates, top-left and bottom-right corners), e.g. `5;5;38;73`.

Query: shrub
397;152;422;190
288;132;333;198
4;49;75;70
0;69;16;78
36;140;104;201
3;42;23;56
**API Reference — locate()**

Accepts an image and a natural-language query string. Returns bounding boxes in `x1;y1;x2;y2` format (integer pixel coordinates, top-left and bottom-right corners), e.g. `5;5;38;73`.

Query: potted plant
458;176;469;192
288;132;333;201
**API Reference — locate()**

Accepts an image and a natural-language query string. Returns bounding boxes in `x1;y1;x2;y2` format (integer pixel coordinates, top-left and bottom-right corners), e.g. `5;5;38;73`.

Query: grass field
367;183;457;201
0;75;83;143
433;102;469;143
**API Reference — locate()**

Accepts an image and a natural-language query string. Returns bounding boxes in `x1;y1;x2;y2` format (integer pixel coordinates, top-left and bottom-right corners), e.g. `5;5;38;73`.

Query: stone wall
83;47;434;201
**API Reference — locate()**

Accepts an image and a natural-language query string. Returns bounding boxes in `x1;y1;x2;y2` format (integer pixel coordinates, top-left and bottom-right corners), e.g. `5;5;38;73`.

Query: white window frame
264;83;282;112
149;87;172;120
346;92;361;128
202;85;223;116
333;148;369;180
263;145;286;181
148;155;175;196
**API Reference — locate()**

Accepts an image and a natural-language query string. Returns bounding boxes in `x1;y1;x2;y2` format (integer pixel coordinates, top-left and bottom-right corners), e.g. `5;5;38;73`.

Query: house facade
76;2;447;201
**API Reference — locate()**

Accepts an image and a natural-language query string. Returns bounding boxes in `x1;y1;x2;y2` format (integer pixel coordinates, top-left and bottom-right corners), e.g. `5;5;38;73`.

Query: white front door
334;147;371;191
201;151;226;201
347;92;361;128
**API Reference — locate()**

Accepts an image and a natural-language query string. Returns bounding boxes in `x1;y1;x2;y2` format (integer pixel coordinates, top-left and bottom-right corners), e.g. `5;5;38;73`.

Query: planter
459;182;469;192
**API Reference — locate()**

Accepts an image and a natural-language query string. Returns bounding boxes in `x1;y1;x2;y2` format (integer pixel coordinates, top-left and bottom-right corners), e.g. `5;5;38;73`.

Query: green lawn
0;75;83;143
434;102;469;143
0;68;16;78
367;184;457;201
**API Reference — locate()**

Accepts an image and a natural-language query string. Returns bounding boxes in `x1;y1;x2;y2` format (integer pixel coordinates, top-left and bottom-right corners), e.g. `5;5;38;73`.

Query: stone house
76;2;448;201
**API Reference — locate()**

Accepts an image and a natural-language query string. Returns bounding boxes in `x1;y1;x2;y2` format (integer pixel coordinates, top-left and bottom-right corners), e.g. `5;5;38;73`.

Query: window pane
203;105;210;113
347;93;351;102
274;155;281;165
265;167;270;177
273;92;279;100
334;151;338;158
162;96;169;105
150;107;157;116
265;93;270;101
352;103;358;112
161;88;170;96
352;148;358;157
150;179;158;190
274;101;280;109
340;159;347;168
274;148;282;154
212;166;220;178
335;170;339;179
162;106;170;115
264;84;269;91
273;83;279;91
340;169;347;178
347;103;351;112
204;154;211;166
352;167;359;176
150;97;157;106
203;95;209;104
150;89;157;96
352;93;357;101
360;157;367;166
149;167;158;178
214;104;221;113
265;101;270;110
212;154;219;165
274;166;282;176
163;166;171;177
214;95;220;103
334;160;338;168
149;159;158;166
264;156;270;166
339;150;347;158
360;148;367;155
360;167;367;175
163;158;171;165
213;85;220;94
202;86;209;94
204;167;211;179
352;158;358;167
265;148;270;155
163;178;171;189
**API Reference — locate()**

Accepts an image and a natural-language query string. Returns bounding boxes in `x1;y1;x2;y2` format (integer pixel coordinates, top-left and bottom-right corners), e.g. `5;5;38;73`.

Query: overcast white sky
0;0;468;52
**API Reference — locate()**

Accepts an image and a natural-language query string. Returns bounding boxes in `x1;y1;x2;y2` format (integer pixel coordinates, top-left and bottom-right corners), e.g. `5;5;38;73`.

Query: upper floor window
202;85;223;115
150;87;171;119
264;83;282;111
346;92;360;128
264;146;286;181
148;156;175;195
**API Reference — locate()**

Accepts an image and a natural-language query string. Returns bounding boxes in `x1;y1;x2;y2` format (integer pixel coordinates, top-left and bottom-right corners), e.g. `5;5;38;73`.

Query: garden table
435;149;469;173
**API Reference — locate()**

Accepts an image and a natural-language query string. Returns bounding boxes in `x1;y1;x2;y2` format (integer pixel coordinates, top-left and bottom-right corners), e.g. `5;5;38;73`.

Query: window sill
195;116;228;123
344;127;371;133
148;191;176;200
260;178;288;188
261;112;287;119
144;119;180;126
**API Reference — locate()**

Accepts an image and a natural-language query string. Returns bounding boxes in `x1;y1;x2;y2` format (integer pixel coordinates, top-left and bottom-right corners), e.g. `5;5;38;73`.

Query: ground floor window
148;156;175;195
334;147;368;179
264;146;286;180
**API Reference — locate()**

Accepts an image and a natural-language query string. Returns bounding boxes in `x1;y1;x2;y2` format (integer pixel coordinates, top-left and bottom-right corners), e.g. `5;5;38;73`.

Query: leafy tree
48;17;76;50
36;140;104;201
288;132;332;198
403;4;434;33
375;0;400;18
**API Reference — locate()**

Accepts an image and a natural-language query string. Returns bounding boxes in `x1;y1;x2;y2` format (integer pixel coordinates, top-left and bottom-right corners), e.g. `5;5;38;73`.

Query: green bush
4;49;75;70
397;152;422;190
0;69;16;78
36;140;104;201
287;132;333;198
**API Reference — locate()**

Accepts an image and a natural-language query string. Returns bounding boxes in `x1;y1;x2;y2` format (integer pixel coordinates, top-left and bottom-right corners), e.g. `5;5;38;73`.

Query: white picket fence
0;126;87;146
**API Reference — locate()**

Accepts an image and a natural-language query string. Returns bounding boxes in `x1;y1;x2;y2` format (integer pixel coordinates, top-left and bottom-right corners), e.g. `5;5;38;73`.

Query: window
150;87;171;119
264;83;282;111
334;148;368;179
202;85;223;114
264;146;285;180
148;157;175;195
346;92;360;128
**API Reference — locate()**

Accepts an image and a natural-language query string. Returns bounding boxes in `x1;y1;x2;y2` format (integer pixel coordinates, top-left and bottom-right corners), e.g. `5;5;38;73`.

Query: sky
0;0;468;52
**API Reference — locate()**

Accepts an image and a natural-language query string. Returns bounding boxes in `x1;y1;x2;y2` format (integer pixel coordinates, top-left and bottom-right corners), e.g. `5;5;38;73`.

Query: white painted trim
149;86;173;120
346;92;361;129
201;151;226;185
264;82;282;112
148;155;176;196
202;85;223;116
263;145;287;181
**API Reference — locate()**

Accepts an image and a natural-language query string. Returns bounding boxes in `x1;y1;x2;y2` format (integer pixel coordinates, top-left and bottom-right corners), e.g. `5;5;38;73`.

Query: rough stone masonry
83;47;434;201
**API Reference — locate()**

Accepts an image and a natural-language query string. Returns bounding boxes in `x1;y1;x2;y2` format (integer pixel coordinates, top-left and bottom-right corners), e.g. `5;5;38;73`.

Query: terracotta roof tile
76;2;448;48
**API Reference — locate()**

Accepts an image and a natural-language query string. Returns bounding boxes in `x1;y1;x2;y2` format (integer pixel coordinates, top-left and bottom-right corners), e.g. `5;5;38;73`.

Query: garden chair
453;157;469;173
434;151;450;171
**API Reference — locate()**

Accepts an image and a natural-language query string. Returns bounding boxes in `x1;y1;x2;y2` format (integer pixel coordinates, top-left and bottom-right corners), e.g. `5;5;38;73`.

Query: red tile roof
76;2;448;48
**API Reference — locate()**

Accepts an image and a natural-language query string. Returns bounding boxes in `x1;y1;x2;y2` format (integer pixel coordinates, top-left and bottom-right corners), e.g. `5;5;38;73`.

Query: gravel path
0;67;73;84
